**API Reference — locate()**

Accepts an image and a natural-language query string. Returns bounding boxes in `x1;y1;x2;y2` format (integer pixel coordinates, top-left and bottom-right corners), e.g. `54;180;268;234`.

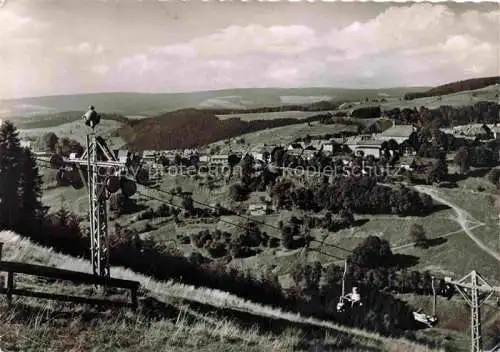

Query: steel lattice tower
88;133;109;277
69;133;127;278
446;271;498;352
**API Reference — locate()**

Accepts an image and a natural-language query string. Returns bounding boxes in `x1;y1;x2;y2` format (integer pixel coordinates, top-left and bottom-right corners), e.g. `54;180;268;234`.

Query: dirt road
414;185;500;263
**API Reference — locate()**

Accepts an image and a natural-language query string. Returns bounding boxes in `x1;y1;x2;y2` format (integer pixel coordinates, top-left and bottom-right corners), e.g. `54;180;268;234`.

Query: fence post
6;271;13;305
131;286;138;310
0;242;4;292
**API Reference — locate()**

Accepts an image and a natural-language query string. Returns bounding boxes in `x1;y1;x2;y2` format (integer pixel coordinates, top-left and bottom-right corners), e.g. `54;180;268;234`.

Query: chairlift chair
413;309;438;328
337;287;363;313
412;276;439;327
337;260;363;313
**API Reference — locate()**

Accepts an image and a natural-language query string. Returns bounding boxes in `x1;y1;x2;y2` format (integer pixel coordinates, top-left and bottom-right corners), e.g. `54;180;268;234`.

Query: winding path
414;185;500;263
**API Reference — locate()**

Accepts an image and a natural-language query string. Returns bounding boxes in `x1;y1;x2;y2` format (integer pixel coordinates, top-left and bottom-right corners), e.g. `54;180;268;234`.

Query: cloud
60;42;104;55
0;9;32;34
151;24;319;58
2;3;499;98
107;3;498;92
91;64;109;75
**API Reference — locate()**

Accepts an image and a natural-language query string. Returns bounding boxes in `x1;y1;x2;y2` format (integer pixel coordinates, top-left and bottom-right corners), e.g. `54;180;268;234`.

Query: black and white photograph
0;1;499;351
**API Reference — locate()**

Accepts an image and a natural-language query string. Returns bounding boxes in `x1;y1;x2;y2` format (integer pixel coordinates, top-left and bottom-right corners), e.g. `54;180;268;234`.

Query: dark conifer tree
17;147;45;234
0;121;23;230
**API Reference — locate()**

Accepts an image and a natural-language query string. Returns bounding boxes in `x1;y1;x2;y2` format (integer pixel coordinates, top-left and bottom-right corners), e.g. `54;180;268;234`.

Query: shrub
409;224;429;249
229;183;250;202
487;169;500;186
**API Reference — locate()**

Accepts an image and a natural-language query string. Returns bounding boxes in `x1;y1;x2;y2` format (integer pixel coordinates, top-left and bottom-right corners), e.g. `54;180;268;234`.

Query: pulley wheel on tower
70;171;84;189
121;177;137;197
136;167;149;185
106;175;121;193
64;169;82;189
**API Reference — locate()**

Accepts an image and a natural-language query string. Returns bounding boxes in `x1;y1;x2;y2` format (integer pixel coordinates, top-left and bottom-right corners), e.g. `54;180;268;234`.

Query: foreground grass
0;301;298;352
0;231;442;352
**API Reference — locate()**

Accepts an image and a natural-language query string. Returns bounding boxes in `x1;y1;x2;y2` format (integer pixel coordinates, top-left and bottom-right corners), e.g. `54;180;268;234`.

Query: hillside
18;119;126;150
118;108;330;150
11;111;132;130
0;87;427;118
0;231;442;352
403;76;499;100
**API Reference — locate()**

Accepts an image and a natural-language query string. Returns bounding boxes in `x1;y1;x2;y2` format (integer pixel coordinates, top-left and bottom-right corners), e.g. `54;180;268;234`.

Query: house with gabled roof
376;125;415;144
346;137;384;159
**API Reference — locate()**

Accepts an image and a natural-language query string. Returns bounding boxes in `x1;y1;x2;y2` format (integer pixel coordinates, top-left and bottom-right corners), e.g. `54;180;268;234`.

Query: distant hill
403;76;499;100
118;108;327;150
0;87;427;118
12;111;131;129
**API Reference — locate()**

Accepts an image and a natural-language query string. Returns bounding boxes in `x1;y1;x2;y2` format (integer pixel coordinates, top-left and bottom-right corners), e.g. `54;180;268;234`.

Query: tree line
384;103;499;129
269;176;436;217
0;121;47;235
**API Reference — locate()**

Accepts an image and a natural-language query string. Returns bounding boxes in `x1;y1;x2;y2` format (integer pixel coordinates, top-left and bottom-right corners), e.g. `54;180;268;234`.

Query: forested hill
118;108;327;150
403;76;499;100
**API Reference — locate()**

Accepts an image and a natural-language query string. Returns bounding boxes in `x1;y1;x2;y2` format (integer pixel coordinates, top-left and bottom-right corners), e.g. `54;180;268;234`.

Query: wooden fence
0;245;140;309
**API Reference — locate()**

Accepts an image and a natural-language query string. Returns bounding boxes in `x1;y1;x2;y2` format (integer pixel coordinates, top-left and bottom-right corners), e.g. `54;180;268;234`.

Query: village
129;121;497;170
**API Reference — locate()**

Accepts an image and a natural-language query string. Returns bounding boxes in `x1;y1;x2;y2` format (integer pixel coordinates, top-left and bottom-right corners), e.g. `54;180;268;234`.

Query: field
18;119;126;150
381;84;498;110
215;110;334;121
209;121;360;151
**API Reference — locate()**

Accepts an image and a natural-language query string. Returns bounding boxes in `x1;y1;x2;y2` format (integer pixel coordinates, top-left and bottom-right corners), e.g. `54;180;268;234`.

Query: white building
346;138;384;159
199;155;210;164
20;140;31;149
210;154;229;165
491;126;500;139
248;203;268;216
251;151;265;162
142;150;157;163
322;144;334;154
376;125;415;144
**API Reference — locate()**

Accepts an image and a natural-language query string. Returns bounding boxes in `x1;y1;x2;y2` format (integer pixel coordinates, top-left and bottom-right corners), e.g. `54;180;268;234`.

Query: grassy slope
128;174;500;351
209;122;360;151
215;110;334;122
405;76;499;99
18;119;126;149
380;84;499;110
0;231;441;352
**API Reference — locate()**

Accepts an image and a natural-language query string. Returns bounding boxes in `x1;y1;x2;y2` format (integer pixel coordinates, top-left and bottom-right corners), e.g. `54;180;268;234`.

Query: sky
0;0;499;99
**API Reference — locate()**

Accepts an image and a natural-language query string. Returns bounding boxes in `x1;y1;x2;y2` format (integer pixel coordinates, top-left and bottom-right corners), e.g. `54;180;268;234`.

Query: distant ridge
0;86;427;118
403;76;499;100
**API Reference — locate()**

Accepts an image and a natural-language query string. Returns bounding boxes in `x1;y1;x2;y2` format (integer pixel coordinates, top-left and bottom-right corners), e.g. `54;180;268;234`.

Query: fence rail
0;258;140;309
